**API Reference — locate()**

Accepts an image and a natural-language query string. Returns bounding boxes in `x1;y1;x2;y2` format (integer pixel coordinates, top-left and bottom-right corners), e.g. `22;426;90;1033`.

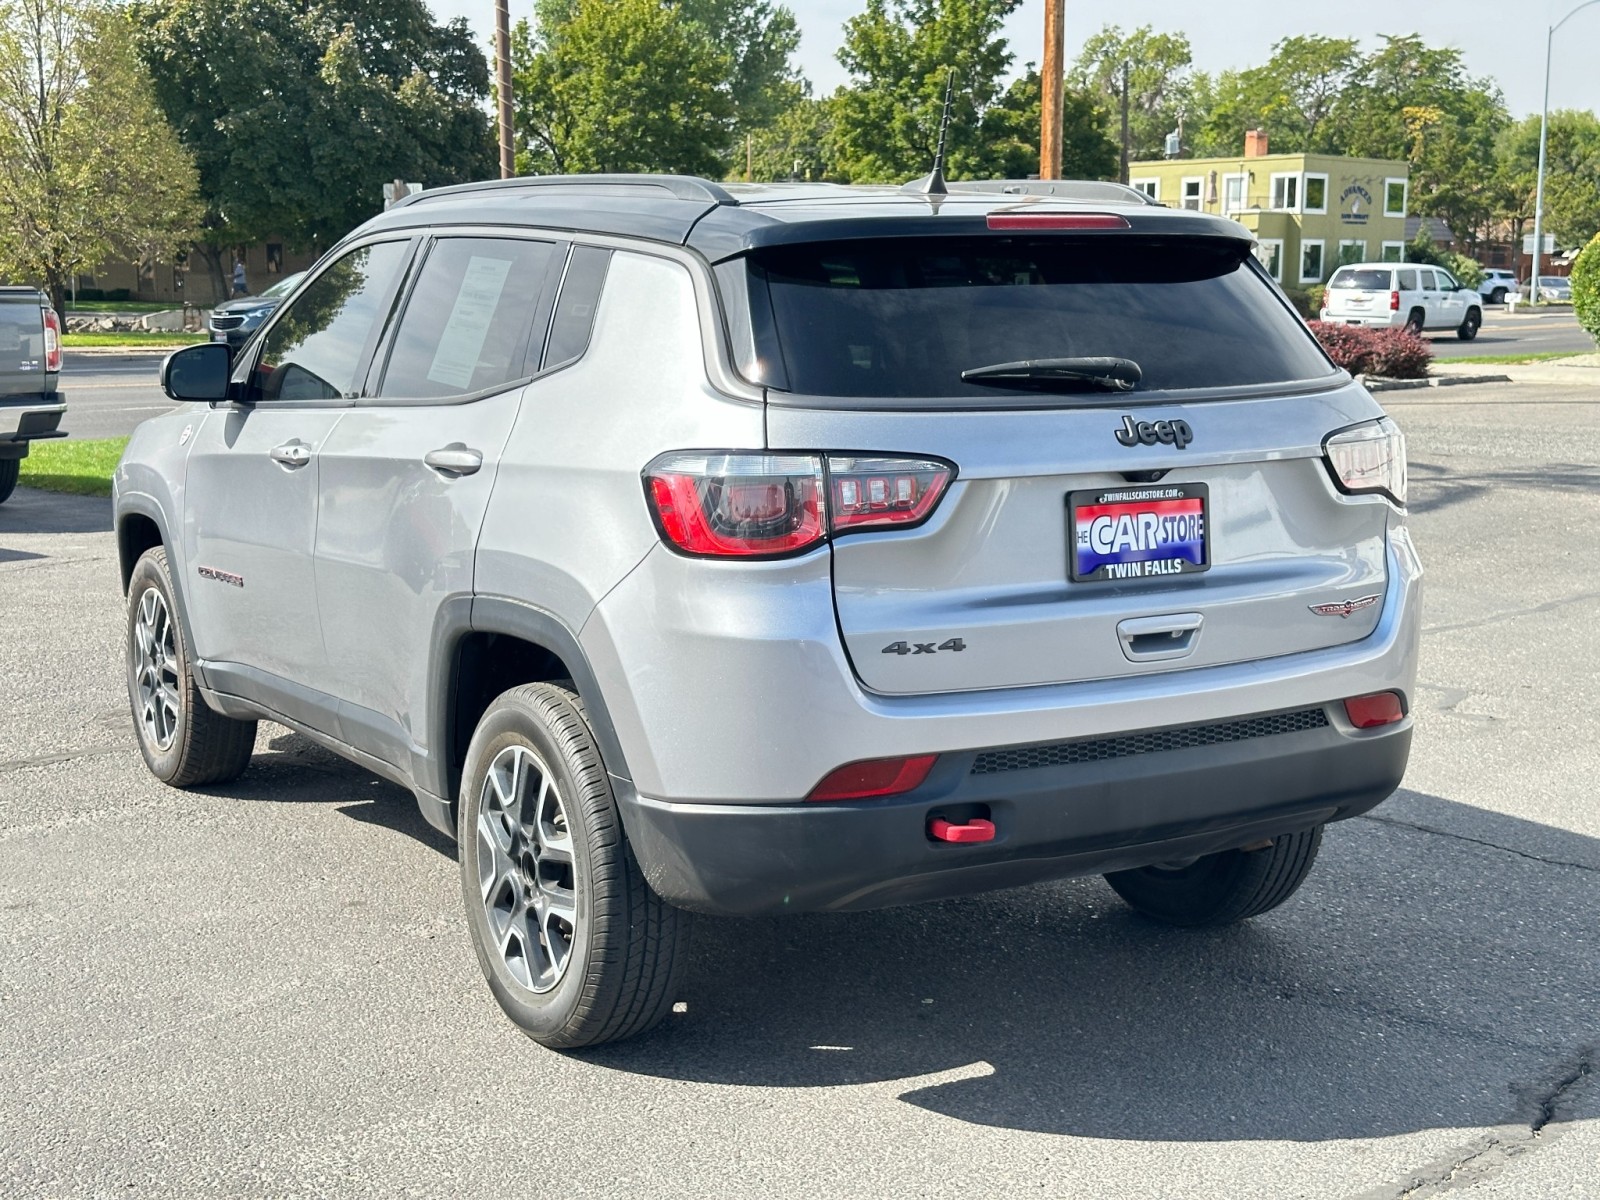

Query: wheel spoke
475;812;517;902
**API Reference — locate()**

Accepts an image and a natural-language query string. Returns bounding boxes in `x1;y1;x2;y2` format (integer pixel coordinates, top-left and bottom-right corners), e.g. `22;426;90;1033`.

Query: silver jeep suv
115;175;1419;1048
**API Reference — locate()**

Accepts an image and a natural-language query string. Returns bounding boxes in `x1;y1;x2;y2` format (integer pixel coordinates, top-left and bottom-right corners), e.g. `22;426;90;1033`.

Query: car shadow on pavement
0;488;113;536
578;788;1600;1144
1408;460;1600;515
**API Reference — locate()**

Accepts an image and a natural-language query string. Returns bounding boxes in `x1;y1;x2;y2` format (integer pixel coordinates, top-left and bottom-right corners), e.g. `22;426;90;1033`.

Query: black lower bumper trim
620;714;1411;915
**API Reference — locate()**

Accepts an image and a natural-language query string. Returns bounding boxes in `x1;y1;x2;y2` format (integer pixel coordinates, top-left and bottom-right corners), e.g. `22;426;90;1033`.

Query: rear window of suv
1330;269;1393;290
741;236;1336;400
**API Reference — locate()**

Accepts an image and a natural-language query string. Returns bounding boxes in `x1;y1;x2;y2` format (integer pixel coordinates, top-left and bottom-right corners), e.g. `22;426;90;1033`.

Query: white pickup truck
0;287;66;504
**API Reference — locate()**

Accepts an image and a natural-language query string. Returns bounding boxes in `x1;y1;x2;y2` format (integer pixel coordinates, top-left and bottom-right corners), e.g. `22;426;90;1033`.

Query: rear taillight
1323;418;1407;506
42;307;62;372
644;452;954;559
1388;290;1400;312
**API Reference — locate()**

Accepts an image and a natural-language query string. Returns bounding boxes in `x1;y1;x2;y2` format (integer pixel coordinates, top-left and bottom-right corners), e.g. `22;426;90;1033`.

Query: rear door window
1396;269;1419;291
747;236;1336;399
378;237;558;399
542;245;611;371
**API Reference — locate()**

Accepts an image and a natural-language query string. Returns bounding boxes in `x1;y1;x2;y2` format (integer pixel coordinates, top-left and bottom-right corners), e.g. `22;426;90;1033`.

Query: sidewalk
1432;352;1600;387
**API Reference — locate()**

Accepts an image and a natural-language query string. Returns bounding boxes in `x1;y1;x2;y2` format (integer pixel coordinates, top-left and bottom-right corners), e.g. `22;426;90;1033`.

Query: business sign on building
1339;184;1373;226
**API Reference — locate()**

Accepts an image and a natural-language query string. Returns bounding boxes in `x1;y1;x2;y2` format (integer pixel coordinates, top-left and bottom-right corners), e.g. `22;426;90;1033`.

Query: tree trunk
43;266;68;323
194;242;228;306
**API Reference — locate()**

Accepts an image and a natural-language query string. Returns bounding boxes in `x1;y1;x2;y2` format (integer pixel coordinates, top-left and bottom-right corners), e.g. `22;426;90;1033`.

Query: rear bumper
622;710;1411;914
0;398;65;450
1323;314;1402;328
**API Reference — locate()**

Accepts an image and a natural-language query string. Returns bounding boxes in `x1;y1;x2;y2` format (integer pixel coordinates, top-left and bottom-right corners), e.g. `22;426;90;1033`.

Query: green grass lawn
18;437;129;497
64;301;184;315
1443;350;1595;365
62;331;207;348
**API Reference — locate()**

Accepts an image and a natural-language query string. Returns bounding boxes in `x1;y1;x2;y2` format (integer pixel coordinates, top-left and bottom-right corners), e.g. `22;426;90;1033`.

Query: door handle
269;441;311;468
424;445;483;476
1117;612;1203;663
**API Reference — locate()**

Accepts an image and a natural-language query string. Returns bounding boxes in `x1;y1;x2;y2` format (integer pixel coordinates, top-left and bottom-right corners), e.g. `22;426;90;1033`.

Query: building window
1270;173;1300;212
1380;241;1405;263
1300;239;1326;283
1303;173;1329;214
1256;239;1284;281
1181;176;1203;211
1384;178;1408;218
266;243;284;275
1130;178;1159;201
1221;173;1247;213
1338;239;1367;266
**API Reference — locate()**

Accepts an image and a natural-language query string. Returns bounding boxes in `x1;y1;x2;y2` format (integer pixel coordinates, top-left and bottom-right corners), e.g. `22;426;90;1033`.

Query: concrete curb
64;346;186;357
1362;373;1515;392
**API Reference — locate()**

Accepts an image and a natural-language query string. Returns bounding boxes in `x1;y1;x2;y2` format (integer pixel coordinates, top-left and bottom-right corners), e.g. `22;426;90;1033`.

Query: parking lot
2;379;1597;1198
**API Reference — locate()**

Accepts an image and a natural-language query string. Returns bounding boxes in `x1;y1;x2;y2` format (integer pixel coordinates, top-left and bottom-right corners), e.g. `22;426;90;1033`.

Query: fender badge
197;565;244;588
179;423;193;446
1310;594;1380;618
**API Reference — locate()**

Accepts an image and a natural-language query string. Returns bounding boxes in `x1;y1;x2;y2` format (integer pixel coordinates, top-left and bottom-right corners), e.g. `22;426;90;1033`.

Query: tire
1457;308;1482;341
0;456;18;504
1402;309;1425;336
1103;826;1323;927
126;547;256;786
1490;288;1507;305
458;683;688;1049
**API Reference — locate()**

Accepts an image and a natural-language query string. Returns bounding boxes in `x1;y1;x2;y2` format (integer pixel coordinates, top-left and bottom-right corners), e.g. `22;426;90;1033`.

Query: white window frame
1338;239;1367;265
1380;240;1406;263
1269;172;1300;213
1221;172;1248;214
1130;178;1160;202
1302;172;1330;215
1256;238;1285;281
1300;238;1326;284
1384;178;1408;218
1180;175;1204;211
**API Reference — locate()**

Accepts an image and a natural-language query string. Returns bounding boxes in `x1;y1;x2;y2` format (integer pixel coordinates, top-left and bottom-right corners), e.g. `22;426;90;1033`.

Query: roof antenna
902;69;955;196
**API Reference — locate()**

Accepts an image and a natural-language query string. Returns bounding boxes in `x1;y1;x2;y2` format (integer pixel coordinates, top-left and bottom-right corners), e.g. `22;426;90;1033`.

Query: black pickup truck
0;287;67;504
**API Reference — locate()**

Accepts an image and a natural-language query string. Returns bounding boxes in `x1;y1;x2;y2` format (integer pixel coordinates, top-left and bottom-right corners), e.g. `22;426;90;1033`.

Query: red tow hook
929;817;996;844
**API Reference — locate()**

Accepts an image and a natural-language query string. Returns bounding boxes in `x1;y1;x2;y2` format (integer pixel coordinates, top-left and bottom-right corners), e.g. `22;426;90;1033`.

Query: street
2;379;1597;1198
1428;305;1596;359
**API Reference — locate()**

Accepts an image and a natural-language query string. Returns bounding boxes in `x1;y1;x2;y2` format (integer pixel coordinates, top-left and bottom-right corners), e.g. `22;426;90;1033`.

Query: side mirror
161;343;232;402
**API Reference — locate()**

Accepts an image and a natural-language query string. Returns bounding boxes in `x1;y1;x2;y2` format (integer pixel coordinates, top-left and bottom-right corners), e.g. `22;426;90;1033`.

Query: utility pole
1530;2;1599;304
1039;0;1065;179
1118;61;1130;184
495;0;514;179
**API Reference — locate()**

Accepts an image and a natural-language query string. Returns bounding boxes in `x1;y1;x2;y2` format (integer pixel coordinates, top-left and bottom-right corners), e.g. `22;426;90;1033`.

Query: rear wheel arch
436;598;634;814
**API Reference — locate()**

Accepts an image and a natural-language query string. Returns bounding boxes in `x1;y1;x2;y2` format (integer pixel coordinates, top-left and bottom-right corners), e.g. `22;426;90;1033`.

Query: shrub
1306;321;1432;379
1280;287;1315;319
1573;232;1600;345
1404;234;1485;290
1306;284;1327;314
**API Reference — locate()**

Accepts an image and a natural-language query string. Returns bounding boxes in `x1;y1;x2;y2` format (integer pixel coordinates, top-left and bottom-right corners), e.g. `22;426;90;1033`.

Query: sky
433;0;1600;121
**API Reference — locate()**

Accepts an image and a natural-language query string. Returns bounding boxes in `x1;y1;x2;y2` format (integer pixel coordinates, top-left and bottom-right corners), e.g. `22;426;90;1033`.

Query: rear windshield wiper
960;356;1142;392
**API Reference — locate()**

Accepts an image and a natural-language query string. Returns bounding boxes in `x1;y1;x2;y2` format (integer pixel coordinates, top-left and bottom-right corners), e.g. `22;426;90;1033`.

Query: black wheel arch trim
115;495;205;691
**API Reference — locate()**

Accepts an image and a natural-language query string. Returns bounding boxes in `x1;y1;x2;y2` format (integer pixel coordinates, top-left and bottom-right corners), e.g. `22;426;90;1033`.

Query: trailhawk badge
1309;594;1381;618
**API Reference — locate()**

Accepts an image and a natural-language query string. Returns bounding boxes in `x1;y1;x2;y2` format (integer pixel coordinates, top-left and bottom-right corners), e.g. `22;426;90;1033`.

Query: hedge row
1574;233;1600;346
1306;321;1433;379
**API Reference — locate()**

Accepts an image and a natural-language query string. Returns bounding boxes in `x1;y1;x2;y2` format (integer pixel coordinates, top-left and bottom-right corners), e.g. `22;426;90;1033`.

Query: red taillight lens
985;212;1130;230
643;452;954;558
42;306;62;372
646;454;825;558
1389;290;1400;312
807;754;938;801
1343;691;1405;729
828;456;952;532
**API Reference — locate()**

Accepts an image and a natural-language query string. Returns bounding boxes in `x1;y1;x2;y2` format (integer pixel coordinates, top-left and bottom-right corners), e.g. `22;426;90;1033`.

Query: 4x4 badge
1115;415;1192;449
1309;594;1380;618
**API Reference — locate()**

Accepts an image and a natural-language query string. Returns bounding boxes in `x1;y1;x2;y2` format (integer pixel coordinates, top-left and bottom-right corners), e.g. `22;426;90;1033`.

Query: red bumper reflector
985;212;1130;231
929;817;996;844
807;755;937;802
1344;691;1405;729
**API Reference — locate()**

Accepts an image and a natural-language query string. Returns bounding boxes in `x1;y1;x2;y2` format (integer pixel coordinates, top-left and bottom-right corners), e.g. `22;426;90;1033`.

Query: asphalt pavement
2;382;1598;1198
1427;305;1593;359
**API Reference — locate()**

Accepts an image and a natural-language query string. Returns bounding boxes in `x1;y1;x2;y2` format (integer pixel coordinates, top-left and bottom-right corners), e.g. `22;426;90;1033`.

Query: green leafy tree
1070;24;1200;163
130;0;492;302
1571;232;1600;345
512;0;735;177
978;70;1118;180
0;0;198;315
1493;111;1600;250
1195;35;1362;157
746;86;842;181
678;0;802;141
830;0;1022;184
1330;35;1508;244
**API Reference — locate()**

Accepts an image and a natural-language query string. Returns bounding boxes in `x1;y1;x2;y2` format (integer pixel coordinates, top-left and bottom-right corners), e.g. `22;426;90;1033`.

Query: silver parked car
114;175;1420;1048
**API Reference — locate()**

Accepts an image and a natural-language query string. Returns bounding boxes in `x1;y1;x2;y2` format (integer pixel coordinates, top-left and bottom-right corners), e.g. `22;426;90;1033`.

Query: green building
1127;132;1410;290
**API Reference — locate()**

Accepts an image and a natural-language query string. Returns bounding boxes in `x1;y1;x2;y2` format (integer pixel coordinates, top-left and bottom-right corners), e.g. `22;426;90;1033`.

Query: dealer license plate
1067;483;1210;583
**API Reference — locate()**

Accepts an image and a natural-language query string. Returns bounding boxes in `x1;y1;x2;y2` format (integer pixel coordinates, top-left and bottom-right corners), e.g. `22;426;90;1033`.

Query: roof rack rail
395;173;738;208
947;179;1158;206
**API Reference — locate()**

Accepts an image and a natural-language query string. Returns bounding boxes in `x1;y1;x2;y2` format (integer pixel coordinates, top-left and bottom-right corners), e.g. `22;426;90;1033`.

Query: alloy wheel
475;745;578;993
132;587;181;752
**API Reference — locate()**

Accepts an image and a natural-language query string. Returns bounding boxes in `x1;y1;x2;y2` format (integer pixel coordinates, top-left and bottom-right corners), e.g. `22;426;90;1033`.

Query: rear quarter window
745;236;1337;400
1331;269;1392;290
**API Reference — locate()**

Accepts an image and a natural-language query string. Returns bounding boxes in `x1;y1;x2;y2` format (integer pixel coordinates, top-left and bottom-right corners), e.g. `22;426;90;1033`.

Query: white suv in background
1477;268;1517;304
1320;262;1483;340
